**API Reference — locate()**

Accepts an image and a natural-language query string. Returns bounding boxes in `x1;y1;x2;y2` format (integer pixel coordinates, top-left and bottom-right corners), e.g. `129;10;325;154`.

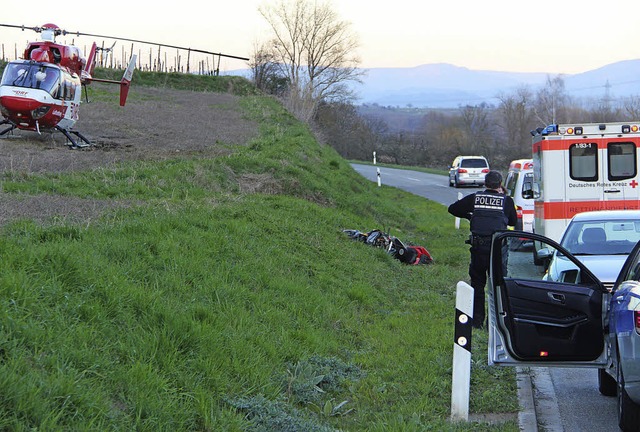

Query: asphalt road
350;163;479;206
351;163;620;431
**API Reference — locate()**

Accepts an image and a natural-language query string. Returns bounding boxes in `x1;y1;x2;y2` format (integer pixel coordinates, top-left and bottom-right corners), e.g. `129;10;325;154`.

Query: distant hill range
353;60;640;108
226;59;640;108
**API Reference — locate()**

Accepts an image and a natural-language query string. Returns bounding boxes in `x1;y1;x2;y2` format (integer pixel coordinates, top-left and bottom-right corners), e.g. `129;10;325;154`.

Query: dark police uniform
448;181;517;328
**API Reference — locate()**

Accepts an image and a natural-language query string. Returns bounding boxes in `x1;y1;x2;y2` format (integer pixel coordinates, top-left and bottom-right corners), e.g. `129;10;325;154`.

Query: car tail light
516;205;523;219
635;310;640;335
458;168;468;173
482;168;490;173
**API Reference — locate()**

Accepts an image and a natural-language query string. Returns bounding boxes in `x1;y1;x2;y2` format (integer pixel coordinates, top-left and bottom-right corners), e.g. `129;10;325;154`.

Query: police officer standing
447;170;517;328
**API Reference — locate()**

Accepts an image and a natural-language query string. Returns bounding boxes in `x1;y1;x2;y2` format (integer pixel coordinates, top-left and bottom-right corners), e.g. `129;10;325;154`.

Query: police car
487;230;640;431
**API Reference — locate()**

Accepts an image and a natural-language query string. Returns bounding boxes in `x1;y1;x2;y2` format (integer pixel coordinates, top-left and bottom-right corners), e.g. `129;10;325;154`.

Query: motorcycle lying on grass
343;229;433;265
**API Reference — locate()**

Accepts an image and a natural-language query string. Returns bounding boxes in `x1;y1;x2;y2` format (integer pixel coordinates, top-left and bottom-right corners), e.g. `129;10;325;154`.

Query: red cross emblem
631;180;639;188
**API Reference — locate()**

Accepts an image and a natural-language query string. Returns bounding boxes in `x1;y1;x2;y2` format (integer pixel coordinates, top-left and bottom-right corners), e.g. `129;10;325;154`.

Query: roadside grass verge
0;90;518;430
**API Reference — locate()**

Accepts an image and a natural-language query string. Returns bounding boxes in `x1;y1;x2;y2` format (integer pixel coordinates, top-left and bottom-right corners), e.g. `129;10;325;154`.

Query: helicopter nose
1;95;41;113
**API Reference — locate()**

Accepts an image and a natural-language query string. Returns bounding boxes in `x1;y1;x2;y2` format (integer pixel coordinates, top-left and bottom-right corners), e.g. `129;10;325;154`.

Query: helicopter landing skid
0;119;17;136
56;126;91;148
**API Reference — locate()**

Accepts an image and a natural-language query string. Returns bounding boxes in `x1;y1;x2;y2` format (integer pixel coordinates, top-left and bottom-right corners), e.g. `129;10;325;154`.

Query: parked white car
448;155;489;188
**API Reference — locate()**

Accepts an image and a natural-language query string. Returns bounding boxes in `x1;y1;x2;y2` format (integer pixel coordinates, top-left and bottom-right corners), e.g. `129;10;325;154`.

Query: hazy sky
2;0;639;74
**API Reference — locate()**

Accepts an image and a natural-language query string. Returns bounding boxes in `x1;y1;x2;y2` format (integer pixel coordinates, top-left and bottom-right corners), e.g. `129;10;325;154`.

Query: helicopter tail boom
86;54;136;106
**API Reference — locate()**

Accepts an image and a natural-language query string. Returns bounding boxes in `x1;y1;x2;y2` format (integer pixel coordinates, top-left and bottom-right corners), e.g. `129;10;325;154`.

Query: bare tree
459;103;496;160
315;102;380;159
249;41;288;95
589;100;623;123
496;86;536;159
622;95;640;120
533;75;571;125
258;0;364;122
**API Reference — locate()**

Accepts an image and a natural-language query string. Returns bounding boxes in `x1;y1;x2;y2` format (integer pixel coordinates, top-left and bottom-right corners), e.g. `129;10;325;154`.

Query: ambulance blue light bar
540;124;558;136
536;123;640;137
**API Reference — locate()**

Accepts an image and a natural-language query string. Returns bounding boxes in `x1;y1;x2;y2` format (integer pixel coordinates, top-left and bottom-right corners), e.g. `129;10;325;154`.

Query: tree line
251;0;640;170
317;77;640;170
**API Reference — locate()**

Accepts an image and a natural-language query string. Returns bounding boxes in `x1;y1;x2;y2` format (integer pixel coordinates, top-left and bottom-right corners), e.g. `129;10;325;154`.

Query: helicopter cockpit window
0;64;26;86
58;71;78;101
37;67;61;96
0;63;61;97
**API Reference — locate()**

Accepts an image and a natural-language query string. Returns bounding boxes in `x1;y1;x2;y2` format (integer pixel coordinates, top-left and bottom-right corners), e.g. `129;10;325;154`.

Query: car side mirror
536;247;552;260
536;247;553;270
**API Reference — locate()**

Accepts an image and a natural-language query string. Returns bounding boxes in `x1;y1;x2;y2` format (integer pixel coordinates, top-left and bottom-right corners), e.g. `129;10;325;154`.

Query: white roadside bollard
373;151;381;187
454;192;462;229
451;281;474;423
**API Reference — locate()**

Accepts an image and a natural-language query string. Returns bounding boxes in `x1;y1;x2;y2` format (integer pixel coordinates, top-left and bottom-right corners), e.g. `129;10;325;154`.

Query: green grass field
0;71;518;431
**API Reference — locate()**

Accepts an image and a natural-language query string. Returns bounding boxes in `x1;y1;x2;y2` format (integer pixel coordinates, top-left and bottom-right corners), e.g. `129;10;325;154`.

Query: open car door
488;231;610;367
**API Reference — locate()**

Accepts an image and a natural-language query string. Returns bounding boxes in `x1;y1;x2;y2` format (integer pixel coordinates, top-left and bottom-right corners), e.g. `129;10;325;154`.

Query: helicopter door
487;231;608;367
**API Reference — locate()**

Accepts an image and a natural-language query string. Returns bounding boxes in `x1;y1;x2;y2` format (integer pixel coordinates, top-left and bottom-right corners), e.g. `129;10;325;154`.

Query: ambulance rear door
601;138;640;207
567;138;640;212
566;140;604;209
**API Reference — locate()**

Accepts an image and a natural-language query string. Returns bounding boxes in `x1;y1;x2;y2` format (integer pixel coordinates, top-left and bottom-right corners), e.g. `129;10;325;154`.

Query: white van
504;159;534;233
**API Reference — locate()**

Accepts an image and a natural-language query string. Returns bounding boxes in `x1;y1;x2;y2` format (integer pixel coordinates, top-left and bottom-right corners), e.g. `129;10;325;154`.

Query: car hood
566;254;627;284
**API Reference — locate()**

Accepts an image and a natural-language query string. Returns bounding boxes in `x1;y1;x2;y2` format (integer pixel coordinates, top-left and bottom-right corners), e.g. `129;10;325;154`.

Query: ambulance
531;122;640;245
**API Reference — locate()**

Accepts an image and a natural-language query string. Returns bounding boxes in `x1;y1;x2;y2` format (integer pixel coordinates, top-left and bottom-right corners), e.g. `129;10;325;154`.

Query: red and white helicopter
0;23;249;148
0;23;136;148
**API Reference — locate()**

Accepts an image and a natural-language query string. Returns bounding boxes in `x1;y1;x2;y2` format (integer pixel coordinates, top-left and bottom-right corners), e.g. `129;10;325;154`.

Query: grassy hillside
0;71;518;430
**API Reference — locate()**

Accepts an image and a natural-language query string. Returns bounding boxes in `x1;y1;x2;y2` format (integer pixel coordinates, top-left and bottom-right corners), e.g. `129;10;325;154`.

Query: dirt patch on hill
0;86;260;225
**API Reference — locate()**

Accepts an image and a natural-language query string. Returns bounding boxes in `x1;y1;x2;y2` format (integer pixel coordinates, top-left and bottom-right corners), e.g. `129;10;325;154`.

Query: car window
504;172;518;197
495;235;599;287
607;142;636;181
569;143;598;181
626;257;640;282
502;237;559;281
561;220;640;255
460;158;488;168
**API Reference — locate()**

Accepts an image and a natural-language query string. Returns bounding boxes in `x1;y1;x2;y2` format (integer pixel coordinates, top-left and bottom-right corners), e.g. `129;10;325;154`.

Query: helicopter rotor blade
62;30;249;61
0;23;43;33
0;23;249;61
